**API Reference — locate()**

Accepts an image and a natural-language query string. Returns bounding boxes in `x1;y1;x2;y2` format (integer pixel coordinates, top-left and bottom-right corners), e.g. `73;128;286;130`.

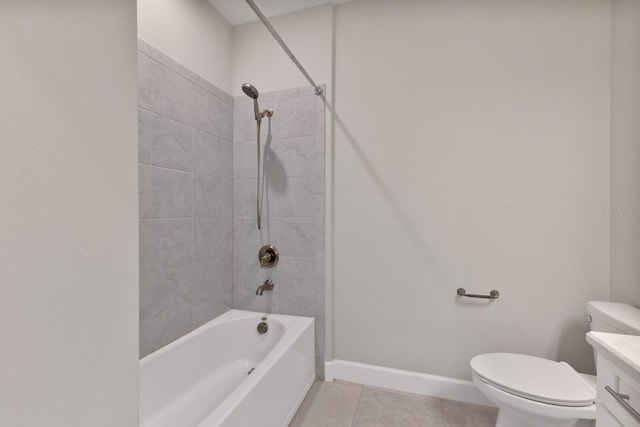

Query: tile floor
290;380;498;427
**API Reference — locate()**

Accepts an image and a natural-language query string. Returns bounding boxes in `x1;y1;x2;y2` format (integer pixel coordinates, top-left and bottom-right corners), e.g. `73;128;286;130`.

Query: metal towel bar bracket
457;288;500;299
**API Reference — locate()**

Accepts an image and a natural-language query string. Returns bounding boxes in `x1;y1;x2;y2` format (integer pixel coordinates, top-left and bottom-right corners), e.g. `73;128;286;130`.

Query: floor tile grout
349;383;364;427
290;379;498;427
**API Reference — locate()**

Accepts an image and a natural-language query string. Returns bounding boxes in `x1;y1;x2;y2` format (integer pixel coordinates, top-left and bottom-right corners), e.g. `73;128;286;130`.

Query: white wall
332;0;610;379
230;0;629;382
138;0;232;93
0;1;139;425
232;4;333;97
610;0;640;307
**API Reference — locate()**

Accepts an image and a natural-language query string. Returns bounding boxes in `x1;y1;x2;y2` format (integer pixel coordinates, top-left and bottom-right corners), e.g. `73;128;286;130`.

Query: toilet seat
470;353;596;407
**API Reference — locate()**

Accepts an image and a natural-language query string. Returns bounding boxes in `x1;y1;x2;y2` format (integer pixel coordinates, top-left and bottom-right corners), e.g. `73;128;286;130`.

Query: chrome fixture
258;245;279;268
456;288;500;299
605;386;640;422
244;0;323;96
257;322;269;335
241;83;273;123
256;279;275;296
241;82;260;119
241;83;273;230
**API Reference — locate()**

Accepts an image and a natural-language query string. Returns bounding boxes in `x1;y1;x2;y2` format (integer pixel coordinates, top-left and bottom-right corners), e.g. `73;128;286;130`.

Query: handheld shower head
241;83;274;231
242;83;259;99
242;83;261;121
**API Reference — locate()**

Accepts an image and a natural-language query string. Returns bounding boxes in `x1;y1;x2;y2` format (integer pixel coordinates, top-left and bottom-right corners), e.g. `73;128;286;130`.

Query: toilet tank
586;301;640;335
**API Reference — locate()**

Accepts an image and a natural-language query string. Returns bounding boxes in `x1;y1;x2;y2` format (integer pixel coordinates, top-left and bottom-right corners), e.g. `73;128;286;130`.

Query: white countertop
587;331;640;383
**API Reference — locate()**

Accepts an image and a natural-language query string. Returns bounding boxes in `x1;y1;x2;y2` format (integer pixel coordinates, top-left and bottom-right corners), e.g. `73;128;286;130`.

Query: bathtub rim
140;309;305;367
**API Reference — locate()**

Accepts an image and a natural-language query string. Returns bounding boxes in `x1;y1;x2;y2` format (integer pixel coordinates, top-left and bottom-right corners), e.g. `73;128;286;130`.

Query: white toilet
471;301;640;427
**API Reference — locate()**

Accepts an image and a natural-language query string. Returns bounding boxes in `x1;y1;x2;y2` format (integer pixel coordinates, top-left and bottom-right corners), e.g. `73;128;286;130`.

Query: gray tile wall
138;40;233;357
232;87;326;378
137;39;326;378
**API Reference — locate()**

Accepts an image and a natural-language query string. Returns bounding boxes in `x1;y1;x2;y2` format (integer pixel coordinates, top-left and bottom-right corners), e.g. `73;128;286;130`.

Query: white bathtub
140;310;315;427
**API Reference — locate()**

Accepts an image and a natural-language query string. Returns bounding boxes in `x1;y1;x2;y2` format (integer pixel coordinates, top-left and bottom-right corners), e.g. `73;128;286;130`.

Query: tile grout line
230;132;235;310
439;397;447;427
232;135;319;143
233;176;325;181
233;133;318;144
138;106;233;143
137;49;233;107
141;217;228;221
191;126;196;315
350;385;365;427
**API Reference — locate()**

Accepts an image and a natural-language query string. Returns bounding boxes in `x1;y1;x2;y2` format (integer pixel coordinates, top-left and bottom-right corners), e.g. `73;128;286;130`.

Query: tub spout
256;279;275;296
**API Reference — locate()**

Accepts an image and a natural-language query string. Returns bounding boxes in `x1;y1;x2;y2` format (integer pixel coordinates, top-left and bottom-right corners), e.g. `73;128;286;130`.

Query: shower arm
244;0;323;96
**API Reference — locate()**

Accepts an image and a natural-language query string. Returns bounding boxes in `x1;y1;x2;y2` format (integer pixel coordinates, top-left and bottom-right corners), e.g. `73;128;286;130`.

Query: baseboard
324;360;335;382
326;359;494;407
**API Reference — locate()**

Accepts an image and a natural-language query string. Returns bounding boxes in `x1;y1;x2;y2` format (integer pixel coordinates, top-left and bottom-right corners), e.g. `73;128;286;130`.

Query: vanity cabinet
588;332;640;427
596;355;640;426
598;405;624;427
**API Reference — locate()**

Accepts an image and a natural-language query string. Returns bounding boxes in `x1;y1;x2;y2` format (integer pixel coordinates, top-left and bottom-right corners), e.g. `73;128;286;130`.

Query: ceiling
209;0;352;26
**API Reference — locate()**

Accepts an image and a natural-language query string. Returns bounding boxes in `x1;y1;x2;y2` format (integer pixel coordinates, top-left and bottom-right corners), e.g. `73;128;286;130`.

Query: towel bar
456;288;499;299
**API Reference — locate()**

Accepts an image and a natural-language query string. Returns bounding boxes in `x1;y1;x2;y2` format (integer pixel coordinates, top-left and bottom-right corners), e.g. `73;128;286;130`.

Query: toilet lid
470;353;596;407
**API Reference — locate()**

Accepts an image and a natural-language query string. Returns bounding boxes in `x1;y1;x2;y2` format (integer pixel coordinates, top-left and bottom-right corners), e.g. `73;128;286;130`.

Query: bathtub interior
139;310;311;427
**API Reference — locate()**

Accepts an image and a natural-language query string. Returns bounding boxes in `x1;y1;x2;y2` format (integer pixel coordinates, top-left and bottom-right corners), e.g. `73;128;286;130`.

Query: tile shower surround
233;87;326;378
137;39;326;379
138;40;233;356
